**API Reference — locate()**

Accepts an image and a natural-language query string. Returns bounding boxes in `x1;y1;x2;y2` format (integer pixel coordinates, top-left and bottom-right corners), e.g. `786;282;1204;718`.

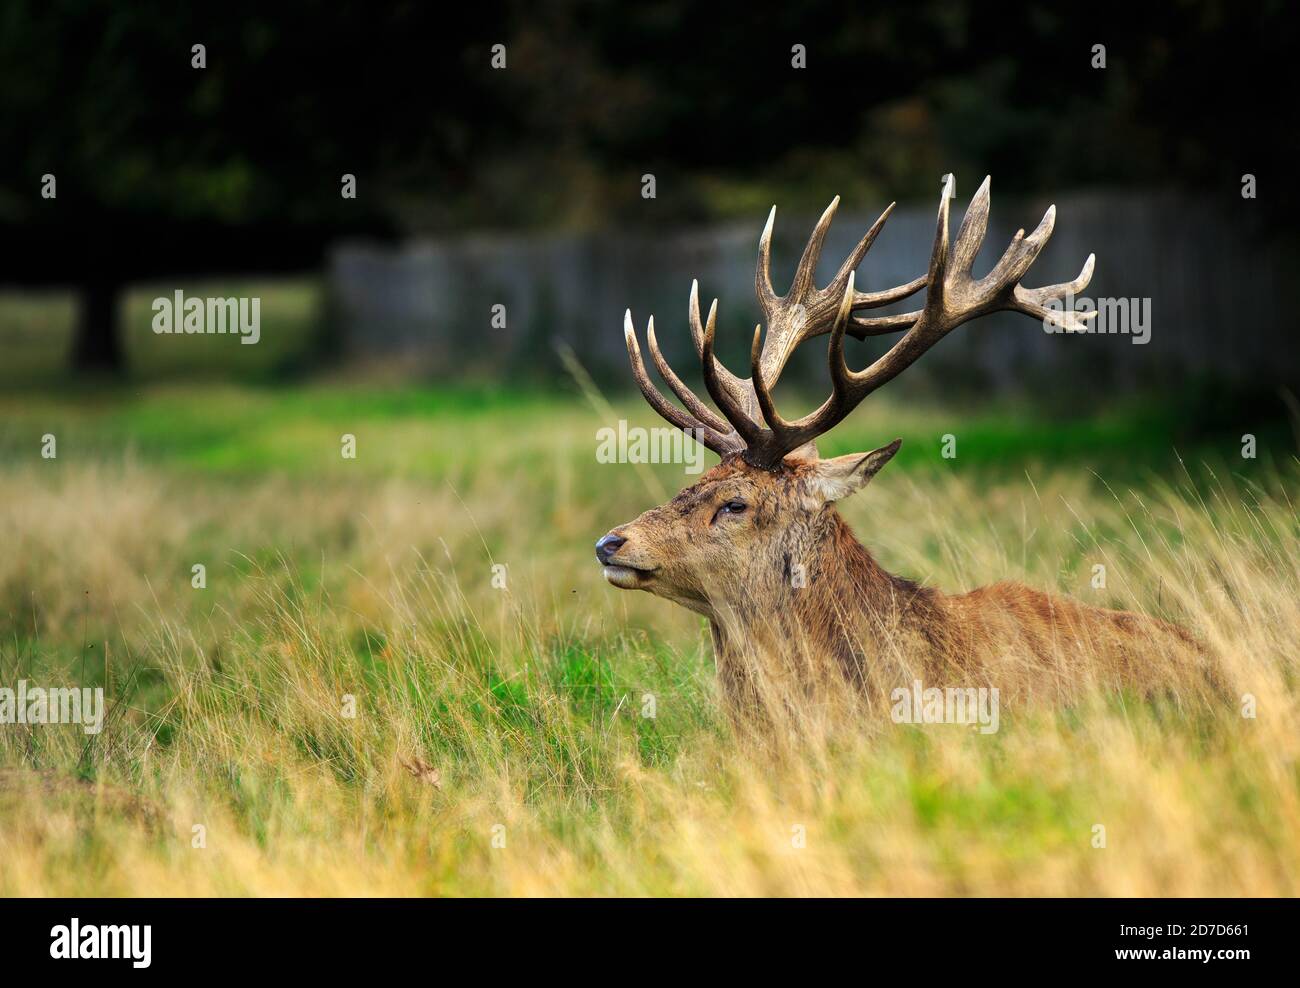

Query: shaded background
1;0;1297;418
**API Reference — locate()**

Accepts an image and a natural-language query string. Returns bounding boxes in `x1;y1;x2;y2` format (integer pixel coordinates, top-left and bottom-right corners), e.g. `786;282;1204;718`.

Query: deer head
597;176;1095;626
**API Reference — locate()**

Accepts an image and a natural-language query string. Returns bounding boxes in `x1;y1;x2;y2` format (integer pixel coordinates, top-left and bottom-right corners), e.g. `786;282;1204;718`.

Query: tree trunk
72;278;124;372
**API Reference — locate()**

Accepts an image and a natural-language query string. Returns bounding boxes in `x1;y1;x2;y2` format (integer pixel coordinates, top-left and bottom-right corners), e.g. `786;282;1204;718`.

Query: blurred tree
0;1;502;371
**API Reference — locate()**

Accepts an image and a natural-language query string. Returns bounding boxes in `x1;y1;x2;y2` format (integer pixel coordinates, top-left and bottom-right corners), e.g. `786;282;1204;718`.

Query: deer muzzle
595;532;656;588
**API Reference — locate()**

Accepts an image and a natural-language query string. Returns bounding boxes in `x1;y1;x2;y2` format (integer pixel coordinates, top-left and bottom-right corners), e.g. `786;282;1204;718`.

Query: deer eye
712;500;748;523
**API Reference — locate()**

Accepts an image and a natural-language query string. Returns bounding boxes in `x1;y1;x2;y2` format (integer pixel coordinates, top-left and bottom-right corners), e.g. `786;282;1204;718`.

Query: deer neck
707;510;926;677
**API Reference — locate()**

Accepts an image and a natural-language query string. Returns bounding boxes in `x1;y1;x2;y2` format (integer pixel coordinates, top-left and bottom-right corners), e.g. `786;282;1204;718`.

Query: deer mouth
602;563;657;589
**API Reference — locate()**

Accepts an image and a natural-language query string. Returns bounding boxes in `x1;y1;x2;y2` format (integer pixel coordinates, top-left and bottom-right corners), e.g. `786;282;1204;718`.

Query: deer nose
595;533;627;565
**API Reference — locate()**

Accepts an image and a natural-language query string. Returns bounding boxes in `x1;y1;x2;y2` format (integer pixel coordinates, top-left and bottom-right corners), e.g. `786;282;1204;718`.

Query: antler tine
700;299;765;447
850;274;928;313
691;283;759;426
789;195;841;298
837;200;930;340
1012;252;1097;332
1018;251;1094;307
646;317;733;435
756;207;778;309
688;280;749;405
828;274;863;401
849;180;954;335
842;203;927;315
749;323;781;441
833;201;894;290
824;201;928;337
984;205;1054;291
845;309;924;337
623;310;742;457
752;198;837;386
951;175;991;275
756;196;846;312
927;173;955;306
974;195;1097;333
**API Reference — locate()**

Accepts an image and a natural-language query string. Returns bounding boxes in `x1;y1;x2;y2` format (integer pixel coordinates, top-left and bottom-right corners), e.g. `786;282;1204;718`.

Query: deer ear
809;439;902;503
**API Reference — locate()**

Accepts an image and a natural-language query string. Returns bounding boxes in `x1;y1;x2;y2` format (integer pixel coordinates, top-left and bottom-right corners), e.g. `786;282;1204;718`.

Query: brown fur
600;454;1212;713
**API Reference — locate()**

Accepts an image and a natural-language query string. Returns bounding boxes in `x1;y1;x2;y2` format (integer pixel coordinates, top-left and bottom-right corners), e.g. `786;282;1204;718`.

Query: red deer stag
596;176;1207;714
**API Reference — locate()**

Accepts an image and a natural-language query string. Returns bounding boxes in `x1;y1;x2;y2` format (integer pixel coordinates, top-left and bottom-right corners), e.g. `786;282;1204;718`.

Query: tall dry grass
0;393;1297;896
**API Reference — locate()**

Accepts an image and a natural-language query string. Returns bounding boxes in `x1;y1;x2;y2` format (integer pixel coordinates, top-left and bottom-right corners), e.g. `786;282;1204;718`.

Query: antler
751;196;927;387
623;175;1095;469
624;194;925;459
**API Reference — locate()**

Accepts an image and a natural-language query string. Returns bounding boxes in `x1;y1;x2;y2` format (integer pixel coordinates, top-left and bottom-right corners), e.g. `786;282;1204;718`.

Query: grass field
1;376;1298;896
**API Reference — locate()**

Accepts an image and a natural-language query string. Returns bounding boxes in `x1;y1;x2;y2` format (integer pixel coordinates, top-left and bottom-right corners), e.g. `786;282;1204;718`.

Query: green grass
0;379;1297;895
0;377;1282;479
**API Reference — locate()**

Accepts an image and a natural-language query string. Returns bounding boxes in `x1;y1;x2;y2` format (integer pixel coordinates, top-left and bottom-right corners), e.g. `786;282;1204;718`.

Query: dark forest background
0;0;1295;386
